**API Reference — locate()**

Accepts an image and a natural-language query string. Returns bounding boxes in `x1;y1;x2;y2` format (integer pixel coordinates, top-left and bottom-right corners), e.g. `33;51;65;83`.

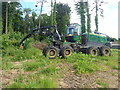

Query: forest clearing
1;0;119;89
1;33;119;88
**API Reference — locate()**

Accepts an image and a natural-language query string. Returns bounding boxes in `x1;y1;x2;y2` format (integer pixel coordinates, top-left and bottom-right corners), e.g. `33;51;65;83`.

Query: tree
56;3;71;39
40;14;51;26
53;0;57;25
91;0;107;32
0;2;2;34
10;2;23;33
23;8;32;33
86;1;91;33
2;2;23;34
76;0;86;34
76;0;92;34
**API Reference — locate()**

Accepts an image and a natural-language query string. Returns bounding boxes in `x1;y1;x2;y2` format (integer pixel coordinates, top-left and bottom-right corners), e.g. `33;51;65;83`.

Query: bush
2;32;42;61
73;60;99;74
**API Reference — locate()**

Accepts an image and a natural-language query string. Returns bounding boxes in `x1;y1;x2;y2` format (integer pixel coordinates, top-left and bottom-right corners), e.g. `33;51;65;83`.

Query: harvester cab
66;23;81;42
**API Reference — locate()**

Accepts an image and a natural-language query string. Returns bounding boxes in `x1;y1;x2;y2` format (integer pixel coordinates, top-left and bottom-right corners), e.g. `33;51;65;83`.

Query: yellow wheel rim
48;49;57;58
64;49;72;57
91;49;98;56
103;48;110;55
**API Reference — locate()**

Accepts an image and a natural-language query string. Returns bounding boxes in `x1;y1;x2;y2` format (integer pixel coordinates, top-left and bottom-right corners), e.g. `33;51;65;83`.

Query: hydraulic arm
20;25;61;46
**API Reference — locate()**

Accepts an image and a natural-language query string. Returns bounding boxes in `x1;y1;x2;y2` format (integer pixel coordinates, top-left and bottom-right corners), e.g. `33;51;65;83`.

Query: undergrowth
8;74;57;88
1;33;118;88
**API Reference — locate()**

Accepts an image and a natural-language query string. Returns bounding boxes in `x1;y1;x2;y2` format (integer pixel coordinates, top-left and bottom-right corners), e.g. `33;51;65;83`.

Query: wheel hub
65;50;70;55
105;50;109;54
92;50;97;55
49;50;55;56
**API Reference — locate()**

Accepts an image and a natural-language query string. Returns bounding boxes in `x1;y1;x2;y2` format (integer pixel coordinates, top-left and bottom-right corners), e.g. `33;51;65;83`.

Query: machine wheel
60;46;74;58
87;47;99;56
43;46;59;59
100;46;111;56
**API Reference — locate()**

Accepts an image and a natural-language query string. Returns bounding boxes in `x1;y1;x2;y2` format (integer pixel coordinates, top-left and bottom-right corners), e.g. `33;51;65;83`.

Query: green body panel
63;42;71;46
66;35;81;42
85;33;108;44
74;35;81;41
66;23;109;45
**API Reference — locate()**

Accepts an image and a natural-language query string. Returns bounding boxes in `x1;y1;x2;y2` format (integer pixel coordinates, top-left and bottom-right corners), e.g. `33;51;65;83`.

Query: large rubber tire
60;46;74;58
100;46;111;56
87;47;99;56
42;46;59;59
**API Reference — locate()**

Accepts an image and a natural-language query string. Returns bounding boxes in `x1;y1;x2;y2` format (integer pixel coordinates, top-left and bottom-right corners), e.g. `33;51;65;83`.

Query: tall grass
2;32;42;61
9;75;57;88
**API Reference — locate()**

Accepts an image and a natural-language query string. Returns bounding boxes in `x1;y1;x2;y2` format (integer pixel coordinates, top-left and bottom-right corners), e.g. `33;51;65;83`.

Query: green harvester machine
20;23;112;59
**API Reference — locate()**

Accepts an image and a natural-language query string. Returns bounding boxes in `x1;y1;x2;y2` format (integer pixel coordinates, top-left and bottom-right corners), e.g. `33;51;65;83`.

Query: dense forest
1;1;93;35
1;2;71;35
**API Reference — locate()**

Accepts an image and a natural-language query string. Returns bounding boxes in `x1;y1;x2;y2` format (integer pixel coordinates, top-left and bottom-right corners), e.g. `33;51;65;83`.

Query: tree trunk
5;3;8;34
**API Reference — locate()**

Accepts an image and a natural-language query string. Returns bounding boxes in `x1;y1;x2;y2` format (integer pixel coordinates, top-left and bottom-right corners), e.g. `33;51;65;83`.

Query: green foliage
96;49;118;69
40;66;60;75
2;61;14;70
2;32;24;48
2;32;41;61
73;60;99;74
96;79;108;88
23;61;40;71
2;2;23;33
52;0;57;25
66;53;99;73
95;14;98;31
9;75;57;88
66;49;118;74
76;2;86;34
40;14;51;26
86;2;91;33
112;66;120;70
56;3;71;41
66;52;94;63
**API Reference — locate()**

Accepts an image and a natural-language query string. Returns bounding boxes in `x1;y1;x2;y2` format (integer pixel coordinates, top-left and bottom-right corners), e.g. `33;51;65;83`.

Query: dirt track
32;42;47;50
57;61;119;88
58;68;118;88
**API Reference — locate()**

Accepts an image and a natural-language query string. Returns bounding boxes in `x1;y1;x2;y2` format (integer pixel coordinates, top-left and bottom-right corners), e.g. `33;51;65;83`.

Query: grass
23;61;41;71
96;78;108;88
2;33;119;88
97;82;108;88
40;65;60;75
8;74;57;88
73;59;99;74
65;51;117;74
2;61;14;70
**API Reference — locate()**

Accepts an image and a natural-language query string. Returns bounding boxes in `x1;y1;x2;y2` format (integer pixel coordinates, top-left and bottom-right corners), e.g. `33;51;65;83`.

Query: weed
97;81;108;88
112;66;120;70
23;61;41;71
2;61;14;70
96;78;108;88
9;74;57;88
40;65;60;75
73;60;99;74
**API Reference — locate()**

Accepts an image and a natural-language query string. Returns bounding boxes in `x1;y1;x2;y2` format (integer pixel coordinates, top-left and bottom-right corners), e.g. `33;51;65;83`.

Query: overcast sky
20;0;119;38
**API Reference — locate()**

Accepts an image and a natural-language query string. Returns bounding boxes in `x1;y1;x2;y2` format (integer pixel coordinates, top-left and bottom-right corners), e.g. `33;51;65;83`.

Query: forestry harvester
20;23;112;59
